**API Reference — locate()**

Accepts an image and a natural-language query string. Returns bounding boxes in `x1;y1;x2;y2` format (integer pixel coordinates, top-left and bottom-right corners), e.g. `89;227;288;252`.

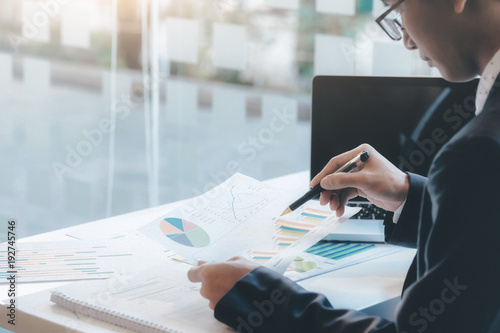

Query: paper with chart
0;234;172;283
139;173;361;268
259;200;361;274
140;173;296;264
252;242;402;282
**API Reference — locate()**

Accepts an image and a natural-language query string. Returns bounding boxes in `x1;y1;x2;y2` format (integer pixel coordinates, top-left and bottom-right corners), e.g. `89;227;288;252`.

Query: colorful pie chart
159;218;210;248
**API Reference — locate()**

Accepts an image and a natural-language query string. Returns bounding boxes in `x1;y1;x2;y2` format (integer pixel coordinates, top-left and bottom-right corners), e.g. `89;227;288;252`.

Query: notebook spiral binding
50;291;184;333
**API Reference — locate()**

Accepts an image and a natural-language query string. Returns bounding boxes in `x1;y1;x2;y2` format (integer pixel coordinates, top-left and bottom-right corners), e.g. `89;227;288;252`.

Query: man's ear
453;0;467;13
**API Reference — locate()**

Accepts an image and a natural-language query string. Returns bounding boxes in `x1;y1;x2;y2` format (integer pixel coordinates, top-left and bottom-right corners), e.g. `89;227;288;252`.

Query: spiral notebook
49;265;230;333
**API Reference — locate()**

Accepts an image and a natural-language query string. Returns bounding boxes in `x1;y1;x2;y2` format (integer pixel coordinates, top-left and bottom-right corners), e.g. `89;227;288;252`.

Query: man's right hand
310;144;410;217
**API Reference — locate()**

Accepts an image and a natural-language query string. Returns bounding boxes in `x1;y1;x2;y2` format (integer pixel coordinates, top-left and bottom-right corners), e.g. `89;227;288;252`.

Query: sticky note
22;1;50;42
316;0;356;16
314;34;354;75
165;17;199;65
213;23;247;71
61;2;91;48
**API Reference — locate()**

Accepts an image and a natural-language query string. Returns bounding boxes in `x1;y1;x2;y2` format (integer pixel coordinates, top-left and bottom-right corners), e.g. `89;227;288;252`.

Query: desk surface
0;171;415;332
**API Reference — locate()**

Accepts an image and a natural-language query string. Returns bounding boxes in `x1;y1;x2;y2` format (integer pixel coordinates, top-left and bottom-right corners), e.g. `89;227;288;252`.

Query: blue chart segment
159;218;210;248
306;242;375;260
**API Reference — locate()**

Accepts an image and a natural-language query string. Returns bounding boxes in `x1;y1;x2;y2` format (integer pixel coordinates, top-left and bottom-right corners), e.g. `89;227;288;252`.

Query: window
0;0;436;237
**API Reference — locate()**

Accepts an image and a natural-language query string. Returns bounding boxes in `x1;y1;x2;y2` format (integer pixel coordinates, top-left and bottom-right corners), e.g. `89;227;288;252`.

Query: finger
197;259;208;266
329;199;337;212
339;188;358;208
209;301;216;310
336;205;344;217
310;147;366;187
187;266;203;283
329;192;340;210
319;190;333;205
336;188;359;217
199;285;211;300
329;193;341;212
228;256;242;262
320;172;368;191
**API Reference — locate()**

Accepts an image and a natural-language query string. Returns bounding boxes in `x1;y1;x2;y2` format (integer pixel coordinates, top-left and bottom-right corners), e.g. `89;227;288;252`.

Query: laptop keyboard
347;202;387;220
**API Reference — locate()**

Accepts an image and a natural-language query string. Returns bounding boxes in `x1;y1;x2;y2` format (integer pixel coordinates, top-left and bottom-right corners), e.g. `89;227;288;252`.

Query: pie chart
159;218;210;248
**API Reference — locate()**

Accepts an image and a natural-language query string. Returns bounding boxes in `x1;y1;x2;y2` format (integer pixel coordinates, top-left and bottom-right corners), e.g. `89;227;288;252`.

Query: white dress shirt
475;48;500;116
393;48;500;223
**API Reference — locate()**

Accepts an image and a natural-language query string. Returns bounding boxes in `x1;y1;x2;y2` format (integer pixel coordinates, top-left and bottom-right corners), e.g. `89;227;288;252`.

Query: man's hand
187;256;260;310
310;144;409;216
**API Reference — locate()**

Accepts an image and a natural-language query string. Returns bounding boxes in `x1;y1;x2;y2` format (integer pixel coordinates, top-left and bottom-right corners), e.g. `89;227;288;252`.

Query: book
50;264;230;333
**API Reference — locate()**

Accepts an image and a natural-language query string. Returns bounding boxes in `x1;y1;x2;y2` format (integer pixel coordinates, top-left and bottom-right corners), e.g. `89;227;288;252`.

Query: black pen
280;151;370;216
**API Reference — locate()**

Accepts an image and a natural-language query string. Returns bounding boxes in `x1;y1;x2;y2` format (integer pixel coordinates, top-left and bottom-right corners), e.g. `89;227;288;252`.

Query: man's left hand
187;256;259;310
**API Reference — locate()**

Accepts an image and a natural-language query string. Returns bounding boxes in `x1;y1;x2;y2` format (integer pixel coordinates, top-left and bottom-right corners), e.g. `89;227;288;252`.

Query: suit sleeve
384;173;427;248
214;266;396;333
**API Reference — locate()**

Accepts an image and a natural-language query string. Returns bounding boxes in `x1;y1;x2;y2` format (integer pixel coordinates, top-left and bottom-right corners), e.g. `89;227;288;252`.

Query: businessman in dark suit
188;0;500;331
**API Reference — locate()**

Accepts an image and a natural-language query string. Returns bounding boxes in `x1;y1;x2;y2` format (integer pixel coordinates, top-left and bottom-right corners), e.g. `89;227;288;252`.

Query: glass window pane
0;0;434;237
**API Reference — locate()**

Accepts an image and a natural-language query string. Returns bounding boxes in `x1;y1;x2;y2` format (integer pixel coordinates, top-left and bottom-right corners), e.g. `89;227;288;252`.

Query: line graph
197;184;272;224
140;173;285;264
229;186;237;220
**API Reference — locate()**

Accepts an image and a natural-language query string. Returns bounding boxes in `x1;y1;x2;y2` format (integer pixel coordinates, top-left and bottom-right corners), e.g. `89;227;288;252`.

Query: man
188;0;500;331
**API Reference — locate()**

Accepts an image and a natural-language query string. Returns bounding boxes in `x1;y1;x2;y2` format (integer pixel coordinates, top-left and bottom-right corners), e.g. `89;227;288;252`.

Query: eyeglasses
376;0;406;41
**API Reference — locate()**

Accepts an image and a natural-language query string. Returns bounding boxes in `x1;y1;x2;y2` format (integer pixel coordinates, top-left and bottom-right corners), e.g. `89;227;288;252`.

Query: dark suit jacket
213;76;500;333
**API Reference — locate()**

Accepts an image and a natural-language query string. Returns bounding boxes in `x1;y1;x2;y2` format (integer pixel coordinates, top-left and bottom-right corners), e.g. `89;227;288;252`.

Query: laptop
312;76;479;242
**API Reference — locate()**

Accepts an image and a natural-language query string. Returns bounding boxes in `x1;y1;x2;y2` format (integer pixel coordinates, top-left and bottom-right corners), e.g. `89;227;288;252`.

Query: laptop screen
311;76;479;180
